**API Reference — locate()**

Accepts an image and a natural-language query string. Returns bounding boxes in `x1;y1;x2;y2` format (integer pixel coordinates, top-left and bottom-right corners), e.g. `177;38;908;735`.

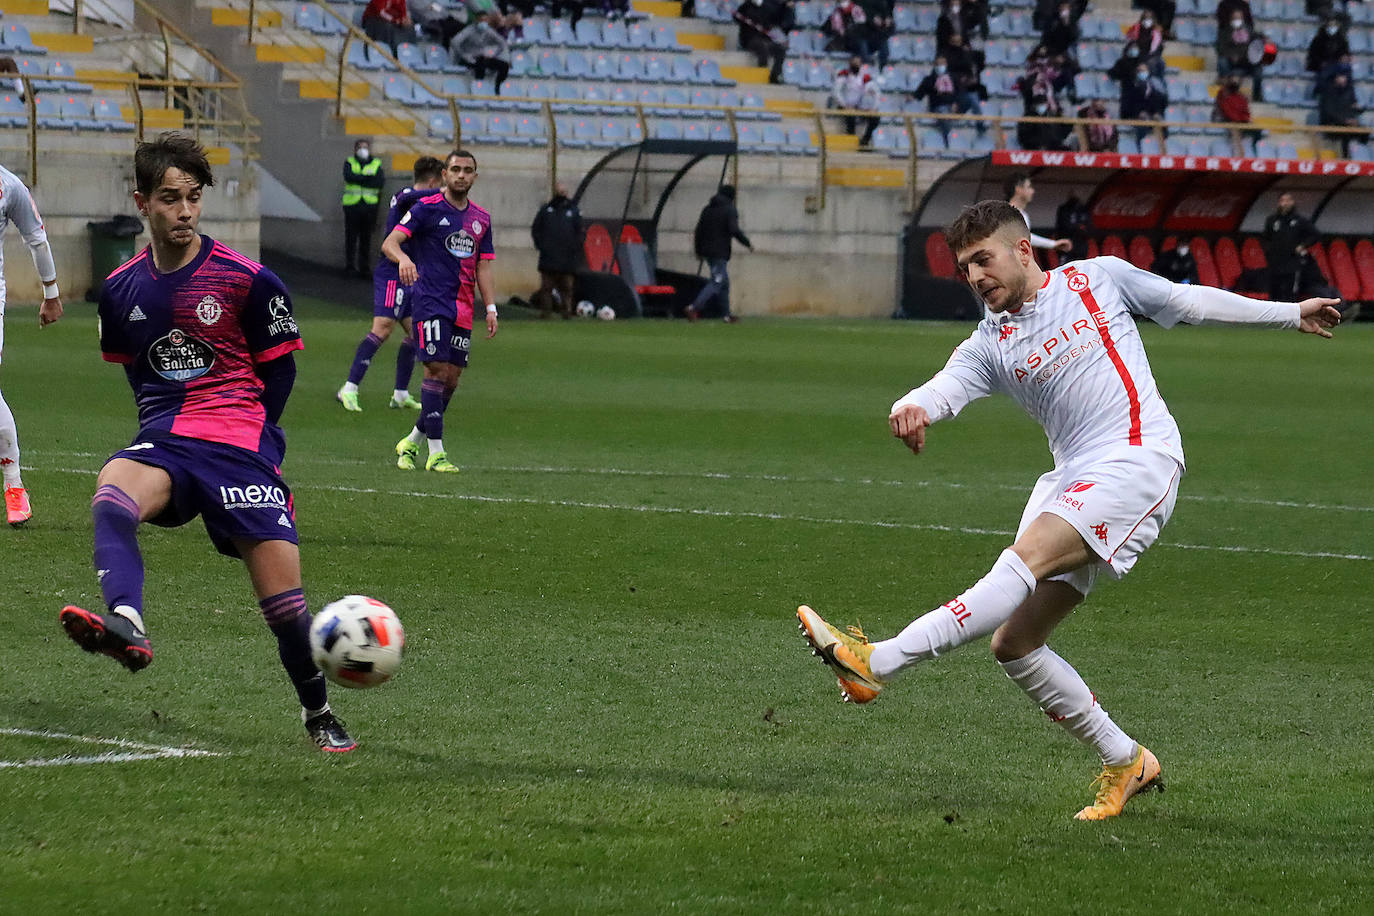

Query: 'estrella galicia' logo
149;329;215;381
445;230;475;259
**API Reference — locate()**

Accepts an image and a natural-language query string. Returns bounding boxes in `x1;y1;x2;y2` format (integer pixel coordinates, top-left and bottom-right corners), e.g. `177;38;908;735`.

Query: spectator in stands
1018;89;1071;151
1307;18;1350;77
0;57;22;101
941;32;983;88
686;185;752;323
1054;194;1092;261
1004;174;1072;251
410;2;465;48
1107;42;1144;88
1020;45;1072;112
450;13;511;94
1263;192;1319;301
1033;0;1084;32
1041;3;1080;61
1213;75;1252;123
361;0;413;54
1217;0;1253;34
530;182;583;320
1317;71;1367;157
1151;241;1198;284
1126;11;1166;78
341;138;385;278
913;55;985;136
858;0;895;70
552;0;586;29
936;1;970;56
823;0;869;59
1075;97;1118;152
734;0;794;85
1137;1;1176;40
1120;61;1168;141
831;55;882;147
1217;9;1263;102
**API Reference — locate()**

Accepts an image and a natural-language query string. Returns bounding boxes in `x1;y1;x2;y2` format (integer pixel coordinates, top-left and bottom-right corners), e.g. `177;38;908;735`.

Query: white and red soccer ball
309;595;405;688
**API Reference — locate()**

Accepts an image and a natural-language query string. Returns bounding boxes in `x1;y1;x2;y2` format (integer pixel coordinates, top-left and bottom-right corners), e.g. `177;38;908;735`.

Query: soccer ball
576;300;595;318
309;595;405;689
596;305;616;321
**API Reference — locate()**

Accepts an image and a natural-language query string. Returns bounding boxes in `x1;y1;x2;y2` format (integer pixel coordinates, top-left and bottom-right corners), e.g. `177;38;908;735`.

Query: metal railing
208;1;1373;210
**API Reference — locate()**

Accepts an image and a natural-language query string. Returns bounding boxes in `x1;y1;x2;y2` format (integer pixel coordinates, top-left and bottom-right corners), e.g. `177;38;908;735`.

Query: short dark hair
447;149;477;168
1002;172;1030;201
412;156;443;182
945;200;1029;255
134;132;214;197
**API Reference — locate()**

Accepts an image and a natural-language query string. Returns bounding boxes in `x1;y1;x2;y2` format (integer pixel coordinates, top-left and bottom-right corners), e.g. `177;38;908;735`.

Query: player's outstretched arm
889;404;932;455
1296;297;1342;338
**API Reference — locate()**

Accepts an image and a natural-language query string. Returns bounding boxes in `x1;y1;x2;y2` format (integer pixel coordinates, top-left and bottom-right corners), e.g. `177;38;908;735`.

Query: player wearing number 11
381;149;499;474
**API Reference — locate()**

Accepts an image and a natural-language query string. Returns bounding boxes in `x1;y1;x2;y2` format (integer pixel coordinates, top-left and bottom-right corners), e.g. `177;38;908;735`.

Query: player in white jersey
0;163;63;526
797;200;1341;820
1005;172;1071;252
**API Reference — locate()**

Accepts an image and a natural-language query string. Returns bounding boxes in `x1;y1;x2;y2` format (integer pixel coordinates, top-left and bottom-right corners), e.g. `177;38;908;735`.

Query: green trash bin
85;215;144;301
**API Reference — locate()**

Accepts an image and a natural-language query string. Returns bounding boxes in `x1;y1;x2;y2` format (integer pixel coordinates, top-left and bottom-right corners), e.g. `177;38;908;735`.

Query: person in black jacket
1263;192;1319;301
1151;241;1198;284
530;182;583;319
685;185;752;323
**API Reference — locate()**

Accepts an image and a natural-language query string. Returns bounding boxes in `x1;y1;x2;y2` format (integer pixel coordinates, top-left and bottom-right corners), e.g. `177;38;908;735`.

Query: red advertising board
990;150;1374;176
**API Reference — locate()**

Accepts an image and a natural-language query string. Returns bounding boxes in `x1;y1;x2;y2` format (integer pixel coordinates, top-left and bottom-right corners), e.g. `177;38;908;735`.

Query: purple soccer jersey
98;236;303;465
372;185;431;284
394;192;494;331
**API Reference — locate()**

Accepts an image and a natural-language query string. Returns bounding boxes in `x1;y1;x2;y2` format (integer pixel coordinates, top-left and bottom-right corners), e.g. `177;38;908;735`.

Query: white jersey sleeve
0;167;57;287
1093;255;1299;329
891;329;998;422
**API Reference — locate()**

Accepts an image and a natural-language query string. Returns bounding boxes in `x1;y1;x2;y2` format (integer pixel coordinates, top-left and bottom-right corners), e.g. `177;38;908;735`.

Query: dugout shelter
902;151;1374;320
572;138;736;317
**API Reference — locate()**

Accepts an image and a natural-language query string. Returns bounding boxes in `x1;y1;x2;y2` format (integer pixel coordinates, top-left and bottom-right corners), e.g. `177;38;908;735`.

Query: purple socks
260;588;327;712
395;337;417;392
347;333;383;385
419;378;446;440
92;484;143;616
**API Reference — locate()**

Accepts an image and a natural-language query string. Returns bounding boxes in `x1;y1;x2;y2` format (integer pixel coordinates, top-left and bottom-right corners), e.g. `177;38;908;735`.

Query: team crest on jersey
195;295;223;325
149;328;215;381
470;221;483;237
1066;273;1090;293
445;229;475;259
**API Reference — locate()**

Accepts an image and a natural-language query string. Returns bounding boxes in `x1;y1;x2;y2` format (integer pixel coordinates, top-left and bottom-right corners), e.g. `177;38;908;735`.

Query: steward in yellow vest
342;138;386;275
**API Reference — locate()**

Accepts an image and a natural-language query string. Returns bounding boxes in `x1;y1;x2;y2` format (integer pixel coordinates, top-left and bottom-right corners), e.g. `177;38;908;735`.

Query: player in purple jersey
381;149;499;473
58;133;356;753
336;155;443;413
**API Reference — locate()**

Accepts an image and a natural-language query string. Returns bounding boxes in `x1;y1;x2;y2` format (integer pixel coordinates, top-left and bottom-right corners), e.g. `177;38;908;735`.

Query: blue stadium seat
536;49;565;77
517;114;548;146
34;95;63;129
0;93;25;128
520;19;548;44
2;24;45;54
428;111;454;139
735;123;770;153
395;42;425;71
1117;134;1139;154
698;58;733;86
592;53;621;80
739;89;781;120
509;49;532;77
649;25;679;50
683;121;708;140
602;20;630;49
888;35;914;64
91;96;132;131
483;112;521;144
1138;135;1163;155
893;6;917;31
548;19;575;46
412;81;444;107
643;55;670;83
626;21;652;49
717;87;740;111
383;75;414;103
573;19;603;48
564;50;590;78
802;63;830;90
653;120;684;139
615;53;644;81
786;127;818;155
294;4;326;32
667;56;697;84
578;84;610;114
420;43;448;72
551;82;580;111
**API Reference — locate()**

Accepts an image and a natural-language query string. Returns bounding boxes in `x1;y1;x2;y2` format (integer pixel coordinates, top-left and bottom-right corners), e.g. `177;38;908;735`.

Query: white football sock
869;549;1037;680
406;427;425;445
427;438;444;455
0;389;21;488
999;645;1138;766
341;381;359;394
110;604;146;635
393;388;409;402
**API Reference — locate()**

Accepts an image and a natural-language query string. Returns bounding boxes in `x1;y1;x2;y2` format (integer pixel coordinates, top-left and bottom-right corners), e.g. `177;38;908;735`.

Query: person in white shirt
797;199;1341;821
0;163;63;526
831;55;882;147
1005;172;1072;253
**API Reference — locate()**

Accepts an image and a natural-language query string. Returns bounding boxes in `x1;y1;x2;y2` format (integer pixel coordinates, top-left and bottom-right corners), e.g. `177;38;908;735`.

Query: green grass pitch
1;298;1370;914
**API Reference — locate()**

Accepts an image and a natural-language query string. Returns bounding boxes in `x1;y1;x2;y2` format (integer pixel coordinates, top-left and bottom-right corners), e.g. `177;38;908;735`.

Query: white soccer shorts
1016;445;1183;596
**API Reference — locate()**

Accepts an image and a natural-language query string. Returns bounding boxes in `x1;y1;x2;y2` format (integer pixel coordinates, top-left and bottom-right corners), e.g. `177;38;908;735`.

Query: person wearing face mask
1136;1;1176;39
1216;0;1253;35
1125;11;1165;77
823;0;869;58
1316;71;1367;157
1306;18;1349;76
1119;62;1168;141
914;54;984;137
1107;41;1143;87
1151;241;1198;284
831;55;882;146
1216;8;1264;101
734;0;794;85
1075;97;1118;152
342;138;386;278
1041;2;1079;61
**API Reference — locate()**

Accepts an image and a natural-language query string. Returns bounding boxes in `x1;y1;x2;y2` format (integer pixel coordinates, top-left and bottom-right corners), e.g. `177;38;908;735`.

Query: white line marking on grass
0;727;224;770
28;467;1371;562
23;456;1374;514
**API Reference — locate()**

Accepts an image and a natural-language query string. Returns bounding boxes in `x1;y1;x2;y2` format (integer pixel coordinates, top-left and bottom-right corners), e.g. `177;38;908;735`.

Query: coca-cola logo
1094;190;1162;217
1170;195;1243;220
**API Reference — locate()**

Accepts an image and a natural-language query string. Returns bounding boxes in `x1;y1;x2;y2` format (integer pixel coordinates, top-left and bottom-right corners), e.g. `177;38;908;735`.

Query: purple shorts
412;314;471;367
373;271;413;322
108;433;298;558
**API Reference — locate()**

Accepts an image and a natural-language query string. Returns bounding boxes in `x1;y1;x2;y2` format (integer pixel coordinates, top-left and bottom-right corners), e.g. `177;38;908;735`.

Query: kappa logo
998;324;1018;342
439;217;451;226
1064;481;1096;494
195;295;223;326
129;305;147;321
1066;272;1090;293
1091;522;1110;543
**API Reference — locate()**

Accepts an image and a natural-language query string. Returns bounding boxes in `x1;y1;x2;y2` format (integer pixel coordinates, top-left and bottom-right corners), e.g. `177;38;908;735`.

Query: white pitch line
24;455;1374;514
0;727;224;770
24;467;1372;562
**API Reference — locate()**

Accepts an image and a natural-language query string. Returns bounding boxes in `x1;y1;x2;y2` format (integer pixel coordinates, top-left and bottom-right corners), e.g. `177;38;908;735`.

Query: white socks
406;427;425;446
392;388;408;402
110;604;146;635
1000;646;1137;766
427;438;444;455
0;389;20;488
870;549;1037;680
341;381;359;394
